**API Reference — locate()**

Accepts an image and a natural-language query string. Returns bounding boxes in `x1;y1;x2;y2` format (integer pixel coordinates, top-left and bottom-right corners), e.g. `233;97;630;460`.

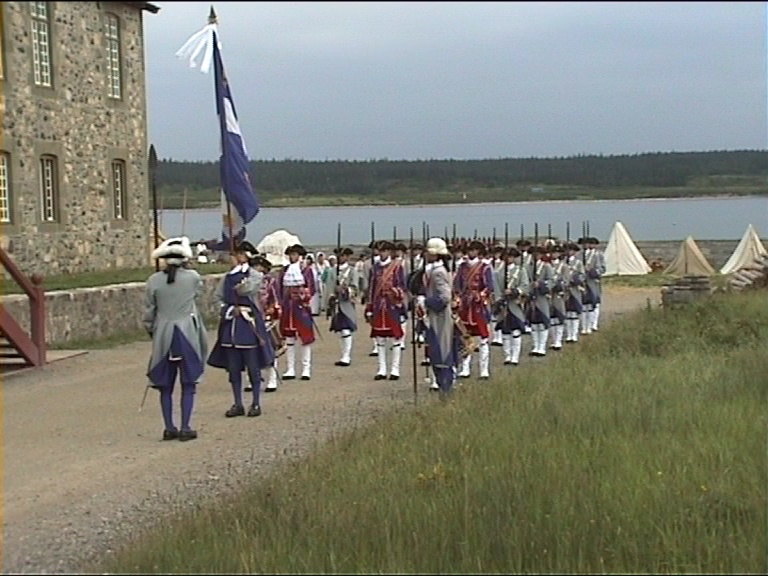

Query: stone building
0;1;159;276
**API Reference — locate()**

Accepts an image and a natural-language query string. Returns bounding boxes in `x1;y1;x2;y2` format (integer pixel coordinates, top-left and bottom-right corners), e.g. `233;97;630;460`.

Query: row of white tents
604;222;767;277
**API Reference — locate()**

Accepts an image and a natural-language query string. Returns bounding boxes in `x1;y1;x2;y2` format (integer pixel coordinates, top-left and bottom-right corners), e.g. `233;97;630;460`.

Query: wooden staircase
0;246;46;372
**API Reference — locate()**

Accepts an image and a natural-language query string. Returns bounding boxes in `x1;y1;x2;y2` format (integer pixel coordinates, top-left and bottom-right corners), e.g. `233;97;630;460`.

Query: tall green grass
100;291;767;574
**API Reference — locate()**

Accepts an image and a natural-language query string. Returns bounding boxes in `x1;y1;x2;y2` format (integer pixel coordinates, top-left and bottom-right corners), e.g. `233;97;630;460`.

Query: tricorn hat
566;242;581;252
152;236;193;261
334;247;354;256
588;237;600;245
284;243;307;256
378;240;396;251
252;255;272;271
426;237;449;256
235;240;259;259
467;240;487;254
506;247;521;258
516;238;532;248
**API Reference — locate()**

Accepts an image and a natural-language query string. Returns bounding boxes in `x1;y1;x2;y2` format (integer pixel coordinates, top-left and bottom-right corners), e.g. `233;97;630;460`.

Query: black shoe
225;404;245;418
244;385;253;392
374;374;387;381
491;342;503;347
179;429;198;442
247;405;262;417
162;428;179;441
420;360;431;366
335;361;350;367
368;352;378;357
388;374;400;381
282;374;296;380
301;375;310;381
479;375;490;380
264;385;278;393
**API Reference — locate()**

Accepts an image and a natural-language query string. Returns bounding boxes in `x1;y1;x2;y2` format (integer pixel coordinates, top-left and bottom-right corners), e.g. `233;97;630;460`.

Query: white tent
720;224;768;275
256;229;302;267
603;221;652;276
664;235;716;276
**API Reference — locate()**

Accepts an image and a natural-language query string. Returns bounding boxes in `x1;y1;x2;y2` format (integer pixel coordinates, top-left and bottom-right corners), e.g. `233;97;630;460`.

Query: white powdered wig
152;236;193;261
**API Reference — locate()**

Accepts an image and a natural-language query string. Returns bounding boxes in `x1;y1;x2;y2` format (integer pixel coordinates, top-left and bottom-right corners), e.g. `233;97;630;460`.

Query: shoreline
159;193;767;213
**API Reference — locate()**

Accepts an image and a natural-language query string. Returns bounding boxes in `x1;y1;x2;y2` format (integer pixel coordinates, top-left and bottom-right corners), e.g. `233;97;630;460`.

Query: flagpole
181;186;188;236
149;144;159;272
210;6;236;255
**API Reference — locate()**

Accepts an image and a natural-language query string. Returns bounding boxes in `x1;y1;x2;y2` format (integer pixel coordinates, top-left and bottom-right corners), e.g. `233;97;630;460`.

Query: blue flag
212;30;259;248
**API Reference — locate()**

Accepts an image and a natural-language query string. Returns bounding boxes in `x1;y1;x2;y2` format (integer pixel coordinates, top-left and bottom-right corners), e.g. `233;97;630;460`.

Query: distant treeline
156;150;768;198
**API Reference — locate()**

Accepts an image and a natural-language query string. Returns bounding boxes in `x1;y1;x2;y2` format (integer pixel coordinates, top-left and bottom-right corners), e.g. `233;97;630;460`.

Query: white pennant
175;23;220;74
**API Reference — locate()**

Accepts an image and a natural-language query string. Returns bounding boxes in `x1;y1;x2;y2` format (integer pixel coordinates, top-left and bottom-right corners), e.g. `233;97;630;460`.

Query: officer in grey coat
144;236;209;442
417;237;458;395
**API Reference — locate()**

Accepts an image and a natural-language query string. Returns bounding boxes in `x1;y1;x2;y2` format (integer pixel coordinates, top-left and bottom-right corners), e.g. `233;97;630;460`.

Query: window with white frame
0;152;11;223
30;1;52;87
104;13;121;99
111;160;127;219
39;155;58;222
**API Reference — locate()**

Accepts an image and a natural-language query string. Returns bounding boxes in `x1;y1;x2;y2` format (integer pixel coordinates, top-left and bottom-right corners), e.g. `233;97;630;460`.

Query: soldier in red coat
365;240;409;380
276;244;316;380
453;239;494;379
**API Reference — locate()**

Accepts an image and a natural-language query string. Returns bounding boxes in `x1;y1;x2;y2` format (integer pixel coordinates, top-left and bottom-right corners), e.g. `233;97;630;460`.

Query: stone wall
1;273;225;346
1;1;153;276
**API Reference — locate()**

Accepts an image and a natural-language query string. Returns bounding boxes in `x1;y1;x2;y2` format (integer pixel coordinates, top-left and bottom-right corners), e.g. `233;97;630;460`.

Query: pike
409;226;418;406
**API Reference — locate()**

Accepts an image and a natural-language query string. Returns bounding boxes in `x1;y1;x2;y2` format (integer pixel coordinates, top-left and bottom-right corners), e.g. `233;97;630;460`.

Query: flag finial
208;5;218;25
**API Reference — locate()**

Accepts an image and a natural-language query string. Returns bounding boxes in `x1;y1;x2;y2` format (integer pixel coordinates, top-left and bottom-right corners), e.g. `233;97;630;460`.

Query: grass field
97;290;767;574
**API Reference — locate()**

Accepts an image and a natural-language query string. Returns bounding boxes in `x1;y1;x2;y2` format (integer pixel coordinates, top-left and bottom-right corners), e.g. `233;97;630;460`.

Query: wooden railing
0;247;46;367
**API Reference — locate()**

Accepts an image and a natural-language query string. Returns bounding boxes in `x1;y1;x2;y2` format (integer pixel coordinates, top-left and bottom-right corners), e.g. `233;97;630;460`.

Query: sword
139;384;151;412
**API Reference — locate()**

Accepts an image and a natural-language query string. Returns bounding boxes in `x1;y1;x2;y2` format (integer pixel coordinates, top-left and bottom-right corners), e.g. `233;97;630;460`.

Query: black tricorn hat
334;247;354;256
235;240;259;258
378;240;396;251
577;237;587;244
506;247;521;258
516;238;532;248
252;255;272;270
395;242;408;252
588;237;600;245
467;240;487;254
284;243;307;256
567;242;581;252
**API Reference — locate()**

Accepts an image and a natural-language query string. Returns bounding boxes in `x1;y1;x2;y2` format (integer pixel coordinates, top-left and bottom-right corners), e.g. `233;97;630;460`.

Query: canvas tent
603;221;652;276
720;224;768;275
256;229;302;267
664;236;715;276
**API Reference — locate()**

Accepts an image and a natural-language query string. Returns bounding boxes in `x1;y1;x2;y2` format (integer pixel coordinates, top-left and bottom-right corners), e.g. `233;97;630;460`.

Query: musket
327;223;342;321
582;221;587;266
533;222;539;286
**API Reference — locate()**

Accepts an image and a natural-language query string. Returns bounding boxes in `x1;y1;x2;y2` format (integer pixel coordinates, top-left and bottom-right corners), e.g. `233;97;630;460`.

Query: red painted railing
0;247;46;367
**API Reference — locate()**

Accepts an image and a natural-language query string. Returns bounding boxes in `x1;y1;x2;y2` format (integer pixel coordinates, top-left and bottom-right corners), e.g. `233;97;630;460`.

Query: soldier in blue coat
207;240;275;418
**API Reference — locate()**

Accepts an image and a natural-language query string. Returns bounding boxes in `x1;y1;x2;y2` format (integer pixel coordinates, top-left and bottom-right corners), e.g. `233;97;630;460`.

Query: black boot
247;404;262;417
179;429;198;441
225;404;245;418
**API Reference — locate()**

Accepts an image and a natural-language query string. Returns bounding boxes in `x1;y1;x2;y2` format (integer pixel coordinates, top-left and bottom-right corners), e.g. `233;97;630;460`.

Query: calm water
158;196;768;245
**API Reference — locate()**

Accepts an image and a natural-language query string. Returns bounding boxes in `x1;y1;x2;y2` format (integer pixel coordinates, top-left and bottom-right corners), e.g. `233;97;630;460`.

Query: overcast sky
143;2;767;162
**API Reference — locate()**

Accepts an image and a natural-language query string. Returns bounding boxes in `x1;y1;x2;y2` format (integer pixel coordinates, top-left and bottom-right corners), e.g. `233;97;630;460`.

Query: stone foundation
1;274;225;346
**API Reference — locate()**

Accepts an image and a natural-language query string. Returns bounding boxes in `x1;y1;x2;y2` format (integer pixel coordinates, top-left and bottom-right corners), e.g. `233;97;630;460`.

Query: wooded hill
155;150;768;206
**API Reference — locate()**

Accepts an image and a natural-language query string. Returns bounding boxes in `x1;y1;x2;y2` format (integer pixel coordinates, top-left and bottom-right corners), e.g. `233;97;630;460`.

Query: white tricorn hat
426;237;449;256
152;236;193;260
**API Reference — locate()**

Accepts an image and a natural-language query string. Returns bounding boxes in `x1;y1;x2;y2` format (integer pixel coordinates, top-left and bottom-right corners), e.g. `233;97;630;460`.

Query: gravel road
2;286;660;574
